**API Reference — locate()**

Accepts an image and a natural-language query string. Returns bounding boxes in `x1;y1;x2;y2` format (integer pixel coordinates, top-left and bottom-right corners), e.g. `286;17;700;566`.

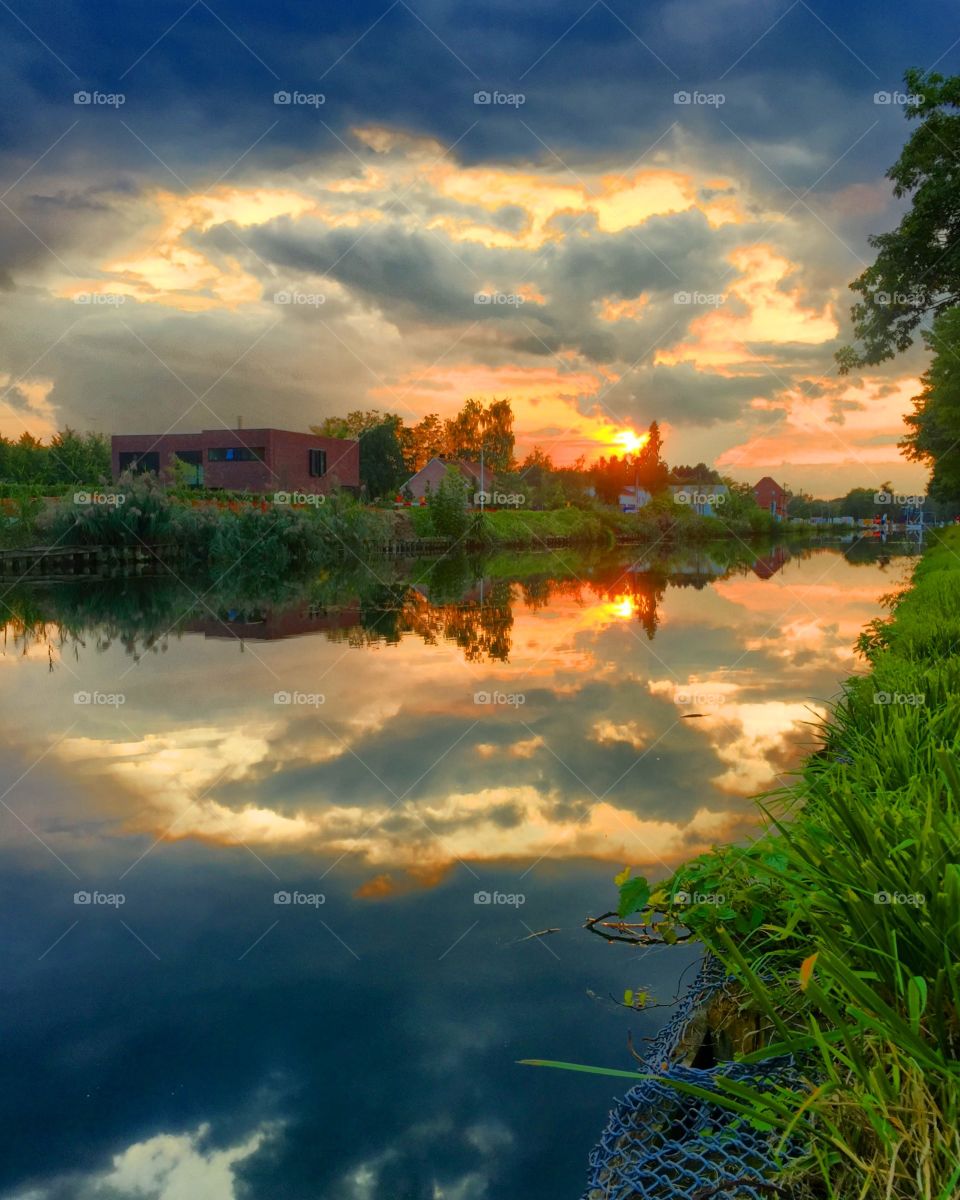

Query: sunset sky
1;0;954;493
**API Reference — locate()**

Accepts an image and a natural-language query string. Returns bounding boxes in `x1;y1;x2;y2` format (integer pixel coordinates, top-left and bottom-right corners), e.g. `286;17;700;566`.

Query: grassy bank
601;529;960;1198
408;495;805;547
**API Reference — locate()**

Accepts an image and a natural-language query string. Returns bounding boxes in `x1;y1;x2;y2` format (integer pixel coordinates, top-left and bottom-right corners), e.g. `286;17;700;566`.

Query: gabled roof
753;475;785;492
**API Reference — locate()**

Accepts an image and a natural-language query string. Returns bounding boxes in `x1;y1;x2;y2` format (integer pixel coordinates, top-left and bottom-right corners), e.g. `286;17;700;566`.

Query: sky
1;0;956;494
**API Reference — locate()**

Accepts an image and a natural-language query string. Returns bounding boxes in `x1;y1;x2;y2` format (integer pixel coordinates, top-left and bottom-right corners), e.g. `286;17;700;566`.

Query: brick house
110;427;359;494
400;457;486;502
753;476;788;518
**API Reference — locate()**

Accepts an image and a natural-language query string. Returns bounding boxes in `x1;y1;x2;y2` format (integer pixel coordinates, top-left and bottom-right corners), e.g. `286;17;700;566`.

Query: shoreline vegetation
557;528;960;1199
1;472;812;567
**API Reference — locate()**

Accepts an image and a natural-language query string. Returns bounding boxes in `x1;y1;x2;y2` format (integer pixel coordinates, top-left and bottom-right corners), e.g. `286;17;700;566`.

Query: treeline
0;430;111;485
787;482;955;521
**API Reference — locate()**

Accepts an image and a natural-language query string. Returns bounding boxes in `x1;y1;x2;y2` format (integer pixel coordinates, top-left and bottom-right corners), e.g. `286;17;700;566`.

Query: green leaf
617;876;651;917
517;1059;640;1079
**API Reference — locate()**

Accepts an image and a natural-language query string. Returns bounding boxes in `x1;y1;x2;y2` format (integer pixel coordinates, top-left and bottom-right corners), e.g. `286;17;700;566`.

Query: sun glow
612;430;650;455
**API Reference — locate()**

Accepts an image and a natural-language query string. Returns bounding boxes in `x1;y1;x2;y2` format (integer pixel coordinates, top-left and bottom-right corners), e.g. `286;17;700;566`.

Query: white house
618;485;652;513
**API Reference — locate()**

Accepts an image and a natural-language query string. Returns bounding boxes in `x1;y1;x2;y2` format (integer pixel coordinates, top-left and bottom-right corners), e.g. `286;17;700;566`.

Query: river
0;536;918;1199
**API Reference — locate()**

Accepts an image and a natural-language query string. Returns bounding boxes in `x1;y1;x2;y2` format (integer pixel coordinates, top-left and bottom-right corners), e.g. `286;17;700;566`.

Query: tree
635;421;669;494
444;398;484;460
427;465;470;538
312;410;390;439
402;414;446;472
837;70;960;372
901;308;960;501
359;420;406;499
480;398;515;471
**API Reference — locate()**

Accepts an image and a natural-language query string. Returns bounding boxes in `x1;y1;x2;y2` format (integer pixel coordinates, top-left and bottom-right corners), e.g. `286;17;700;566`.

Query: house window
309;448;327;477
207;446;265;462
118;451;160;474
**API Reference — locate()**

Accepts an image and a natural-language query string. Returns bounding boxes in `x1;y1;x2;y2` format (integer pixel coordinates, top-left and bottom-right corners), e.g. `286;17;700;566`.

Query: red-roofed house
753;476;788;519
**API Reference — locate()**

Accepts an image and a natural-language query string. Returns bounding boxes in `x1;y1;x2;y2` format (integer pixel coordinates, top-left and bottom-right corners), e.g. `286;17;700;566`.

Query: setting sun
612;430;650;455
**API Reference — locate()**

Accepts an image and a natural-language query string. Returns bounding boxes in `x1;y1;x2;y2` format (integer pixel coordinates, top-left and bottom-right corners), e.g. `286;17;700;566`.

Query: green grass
568;528;960;1199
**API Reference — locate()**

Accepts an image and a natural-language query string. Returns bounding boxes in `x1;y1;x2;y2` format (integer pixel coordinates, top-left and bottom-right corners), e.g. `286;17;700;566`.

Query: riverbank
0;481;812;571
606;527;960;1198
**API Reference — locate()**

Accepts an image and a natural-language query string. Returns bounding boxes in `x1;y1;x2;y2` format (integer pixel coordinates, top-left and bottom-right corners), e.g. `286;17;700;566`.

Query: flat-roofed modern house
110;428;360;494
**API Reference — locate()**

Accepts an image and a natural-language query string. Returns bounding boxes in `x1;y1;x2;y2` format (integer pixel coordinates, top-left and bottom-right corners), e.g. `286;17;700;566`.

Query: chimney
237;415;243;430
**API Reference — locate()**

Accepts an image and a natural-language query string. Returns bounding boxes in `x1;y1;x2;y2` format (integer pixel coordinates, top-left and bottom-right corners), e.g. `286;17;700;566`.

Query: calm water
0;537;918;1199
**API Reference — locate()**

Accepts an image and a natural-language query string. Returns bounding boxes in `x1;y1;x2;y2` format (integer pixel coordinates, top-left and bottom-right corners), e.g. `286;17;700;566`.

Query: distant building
400;457;486;502
110;427;359;494
618;485;652;513
753;476;788;518
669;482;729;516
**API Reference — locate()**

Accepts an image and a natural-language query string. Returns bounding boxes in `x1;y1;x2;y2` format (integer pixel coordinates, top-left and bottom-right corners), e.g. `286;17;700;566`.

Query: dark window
174;450;202;465
118;451;160;474
207;446;265;462
309;448;327;477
